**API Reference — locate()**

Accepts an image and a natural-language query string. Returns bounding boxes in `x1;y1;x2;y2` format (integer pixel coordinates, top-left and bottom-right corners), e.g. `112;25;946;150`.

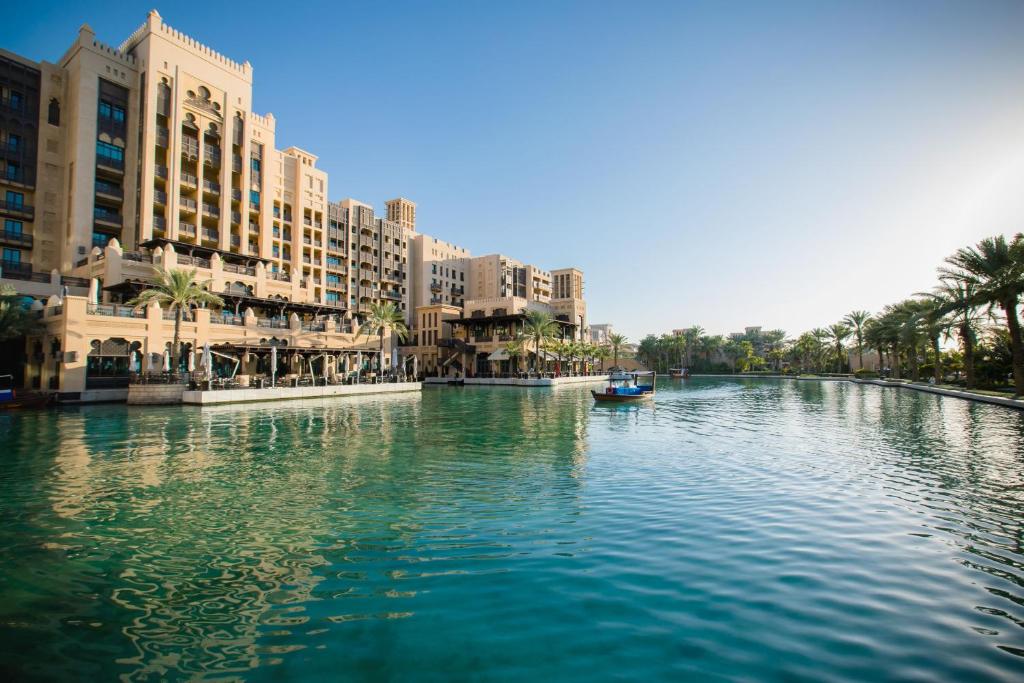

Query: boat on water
592;371;656;403
0;375;52;410
669;367;690;379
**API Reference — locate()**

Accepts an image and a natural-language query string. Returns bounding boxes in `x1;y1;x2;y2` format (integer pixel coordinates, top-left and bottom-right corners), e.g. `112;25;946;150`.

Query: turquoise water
1;378;1023;681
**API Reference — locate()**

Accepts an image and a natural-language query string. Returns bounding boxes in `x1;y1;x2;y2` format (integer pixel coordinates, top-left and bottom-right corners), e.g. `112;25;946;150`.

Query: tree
129;267;224;373
683;326;703;366
824;323;852;373
943;234;1024;394
593;345;611;371
924;276;986;388
608;333;627;369
357;301;409;373
523;310;558;375
0;285;40;342
505;337;526;375
843;310;872;370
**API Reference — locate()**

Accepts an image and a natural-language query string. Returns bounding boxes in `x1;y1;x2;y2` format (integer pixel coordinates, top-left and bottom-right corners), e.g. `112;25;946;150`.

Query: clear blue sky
4;1;1024;340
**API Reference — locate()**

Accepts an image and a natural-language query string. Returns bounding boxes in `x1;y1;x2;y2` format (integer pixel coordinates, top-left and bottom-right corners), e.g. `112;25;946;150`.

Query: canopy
487;349;510;362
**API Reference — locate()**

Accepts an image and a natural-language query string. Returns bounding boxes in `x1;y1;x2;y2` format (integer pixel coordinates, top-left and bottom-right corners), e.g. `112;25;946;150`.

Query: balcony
179;197;198;213
152;215;166;231
223;262;256;276
231;211;242;224
93;208;123;228
268;271;290;282
229;235;241;248
180;172;198;188
203;147;221;167
95;182;124;201
154;165;168;179
181;139;199;160
303;217;312;227
231;189;242;201
201;203;220;218
155;127;169;147
176;254;210;268
231;156;242;173
0;230;32;248
430;283;442;293
201;228;219;242
202;179;221;195
179;223;197;237
96;154;125;175
153;189;167;205
248;222;259;234
382;290;401;300
0;200;33;219
87;303;145;319
257;318;290;329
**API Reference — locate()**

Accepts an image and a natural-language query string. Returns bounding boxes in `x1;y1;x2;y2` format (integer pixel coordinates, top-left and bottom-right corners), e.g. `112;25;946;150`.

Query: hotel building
0;10;587;397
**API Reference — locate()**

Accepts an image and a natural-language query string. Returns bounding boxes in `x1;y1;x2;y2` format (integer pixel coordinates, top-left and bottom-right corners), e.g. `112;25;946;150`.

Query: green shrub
854;369;879;379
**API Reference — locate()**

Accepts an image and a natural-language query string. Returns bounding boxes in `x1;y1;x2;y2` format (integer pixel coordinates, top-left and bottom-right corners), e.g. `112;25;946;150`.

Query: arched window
47;98;60;126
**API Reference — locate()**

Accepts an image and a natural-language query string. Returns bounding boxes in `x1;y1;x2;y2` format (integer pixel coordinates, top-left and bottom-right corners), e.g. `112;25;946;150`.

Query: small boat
0;375;52;410
669;367;690;379
592;371;656;403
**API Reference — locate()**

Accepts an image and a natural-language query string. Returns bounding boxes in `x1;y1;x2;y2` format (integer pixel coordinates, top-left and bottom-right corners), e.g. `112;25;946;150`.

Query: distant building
590;323;614;345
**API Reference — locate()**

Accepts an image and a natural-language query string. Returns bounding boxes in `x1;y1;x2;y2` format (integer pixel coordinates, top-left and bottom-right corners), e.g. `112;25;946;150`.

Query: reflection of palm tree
129;267;224;372
357;302;409;372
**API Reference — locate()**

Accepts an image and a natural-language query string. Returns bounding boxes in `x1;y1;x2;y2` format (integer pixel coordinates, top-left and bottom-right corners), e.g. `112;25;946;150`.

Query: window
48;98;60;126
92;232;111;249
5;191;24;208
7;134;19;152
4;219;23;234
5;162;19;180
96;141;124;162
3;247;21;263
250;190;260;206
9;91;22;109
99;101;125;122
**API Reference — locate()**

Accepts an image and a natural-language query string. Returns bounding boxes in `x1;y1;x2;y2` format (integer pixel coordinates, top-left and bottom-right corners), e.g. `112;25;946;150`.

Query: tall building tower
385;197;416;231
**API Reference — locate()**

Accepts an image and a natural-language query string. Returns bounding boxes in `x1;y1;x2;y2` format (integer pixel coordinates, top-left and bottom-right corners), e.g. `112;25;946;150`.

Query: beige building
385;197;416;231
0;11;593;396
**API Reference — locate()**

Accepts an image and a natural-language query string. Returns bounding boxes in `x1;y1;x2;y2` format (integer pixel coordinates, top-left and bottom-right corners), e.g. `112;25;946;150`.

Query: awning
487;349;510;362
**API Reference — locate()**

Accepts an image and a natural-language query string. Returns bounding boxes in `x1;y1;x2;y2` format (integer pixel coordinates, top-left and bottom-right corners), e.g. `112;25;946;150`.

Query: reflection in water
0;379;1022;680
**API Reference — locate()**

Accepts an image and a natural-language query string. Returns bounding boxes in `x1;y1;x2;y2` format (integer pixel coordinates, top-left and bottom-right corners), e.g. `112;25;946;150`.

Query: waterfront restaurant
21;240;396;401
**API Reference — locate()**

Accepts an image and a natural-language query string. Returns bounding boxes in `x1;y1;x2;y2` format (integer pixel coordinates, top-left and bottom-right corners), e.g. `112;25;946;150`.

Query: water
1;378;1023;681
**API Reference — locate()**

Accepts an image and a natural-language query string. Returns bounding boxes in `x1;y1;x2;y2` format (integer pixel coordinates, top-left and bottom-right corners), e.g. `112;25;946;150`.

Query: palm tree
924;276;986;388
843;310;872;370
357;301;409;374
943;234;1024;394
700;334;724;368
593;345;611;371
504;337;526;375
0;284;41;342
863;318;887;374
608;333;627;369
824;323;852;373
522;310;558;375
683;326;704;366
128;267;224;373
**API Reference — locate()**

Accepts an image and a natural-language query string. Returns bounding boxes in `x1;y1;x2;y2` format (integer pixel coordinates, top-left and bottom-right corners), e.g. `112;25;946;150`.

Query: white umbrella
187;350;195;372
163;349;171;372
356;352;363;383
413;355;418;380
129;350;139;373
203;342;212;379
147;351;157;372
270;345;278;386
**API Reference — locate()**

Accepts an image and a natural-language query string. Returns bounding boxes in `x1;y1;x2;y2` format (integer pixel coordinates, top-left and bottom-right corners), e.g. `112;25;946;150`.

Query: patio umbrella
187;350;195;372
163;349;171;372
129;350;139;373
413;355;418;380
356;352;363;382
203;342;212;379
147;351;157;372
270;345;277;386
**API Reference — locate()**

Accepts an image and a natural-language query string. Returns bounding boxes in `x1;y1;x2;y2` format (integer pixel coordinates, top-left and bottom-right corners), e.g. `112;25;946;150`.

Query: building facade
0;10;591;396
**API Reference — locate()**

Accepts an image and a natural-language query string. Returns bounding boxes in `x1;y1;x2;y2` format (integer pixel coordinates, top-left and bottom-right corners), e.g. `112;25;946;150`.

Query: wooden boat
668;367;689;379
0;375;52;410
592;371;656;403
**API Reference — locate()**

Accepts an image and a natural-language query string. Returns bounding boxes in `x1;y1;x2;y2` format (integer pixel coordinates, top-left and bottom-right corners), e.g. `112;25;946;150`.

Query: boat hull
591;390;653;403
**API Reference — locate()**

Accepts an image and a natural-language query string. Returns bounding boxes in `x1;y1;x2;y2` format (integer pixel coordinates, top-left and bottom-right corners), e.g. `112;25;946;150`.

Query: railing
257;318;290;329
301;321;326;332
176;254;211;268
202;179;221;194
223;262;256;275
303;217;312;226
122;251;147;263
155;128;169;147
62;275;90;287
201;228;219;241
87;303;145;318
96;154;125;171
214;314;245;326
153;215;166;230
232;189;242;201
180;197;197;210
248;222;259;234
153;190;167;204
95;182;124;199
0;199;34;216
0;230;32;248
93;209;123;226
231;212;242;224
475;335;494;343
181;140;199;159
155;165;168;179
232;156;242;173
0;259;33;279
180;171;198;186
230;235;241;247
203;147;221;165
179;223;197;236
268;271;290;282
201;203;220;217
382;290;401;300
